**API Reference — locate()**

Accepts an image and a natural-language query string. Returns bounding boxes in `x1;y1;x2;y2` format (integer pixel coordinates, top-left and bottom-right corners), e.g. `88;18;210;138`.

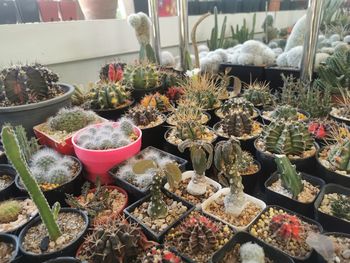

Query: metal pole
300;0;325;83
148;0;161;64
177;0;189;71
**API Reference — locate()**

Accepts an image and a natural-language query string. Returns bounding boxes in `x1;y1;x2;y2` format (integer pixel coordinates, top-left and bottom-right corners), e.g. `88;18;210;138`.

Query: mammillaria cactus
0;200;21;224
219;97;255;118
327;137;350;173
269;214;302;242
243;81;273;107
214;138;246;216
0;63;59;105
47;107;99;133
125;105;160;128
178;140;213;196
262;120;314;156
141;92;171;112
221;109;253;137
123;64;160;90
99;62;124;83
239;242;265;263
275;155;304;199
147;171;168;219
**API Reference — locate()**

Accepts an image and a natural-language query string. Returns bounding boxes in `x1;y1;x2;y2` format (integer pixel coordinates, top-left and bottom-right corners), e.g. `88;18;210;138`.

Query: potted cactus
0;64;74;136
308;119;342;147
1;125;89;262
33;107;106;155
243;80;274;110
265;155;324;217
166;102;211;127
139;245;183;262
164;140;221;207
166;86;184;106
202;139;266;231
261;104;310;125
0;233;19;263
0;164;17;201
99;62;125;83
215;97;259;120
329;89;350;126
72;119;142;184
140;92;172;113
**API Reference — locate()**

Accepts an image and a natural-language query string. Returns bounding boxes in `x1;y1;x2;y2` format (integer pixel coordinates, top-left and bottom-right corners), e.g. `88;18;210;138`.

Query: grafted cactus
125;105;160;127
178;140;213;196
147;170;168;219
270;105;298;121
327;137;350;173
123;64;160;90
214;138;246;216
275;155;304;199
221;109;253;137
262;120;314;156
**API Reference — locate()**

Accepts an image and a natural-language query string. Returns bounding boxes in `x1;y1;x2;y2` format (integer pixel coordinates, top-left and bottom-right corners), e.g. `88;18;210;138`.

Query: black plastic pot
0;145;7;164
329;112;350;126
315;147;350;188
109;146;188;203
219;63;265;86
242;160;262;195
248;205;323;263
205;107;221;128
314;184;350;234
124;188;194;242
0;164;17;201
18;208;89;263
15;157;83;206
0;233;19;262
140;114;166;149
132;86;164;102
264;66;300;92
316;232;350;263
211;231;294;263
92;99;134;121
260;109;310;126
43;257;81;263
166;112;211;127
265;172;325;217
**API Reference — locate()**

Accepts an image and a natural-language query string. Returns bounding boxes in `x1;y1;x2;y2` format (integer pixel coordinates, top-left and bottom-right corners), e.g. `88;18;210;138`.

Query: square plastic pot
0;164;17;201
316;232;350;263
219;63;265;86
124;188;195;242
140;114;167;150
314;183;350;234
265;172;325;217
264;66;300;92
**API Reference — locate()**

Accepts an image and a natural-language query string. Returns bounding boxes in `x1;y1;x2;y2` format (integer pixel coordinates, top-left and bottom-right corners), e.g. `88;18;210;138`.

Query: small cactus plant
0;200;22;224
219;97;256;118
125;105;161;128
275;155;304;199
99;62;124;83
214;138;247;216
220;109;253;137
141;246;182;263
178;140;213;196
269;214;302;242
166;86;184;103
123;64;160;90
270;105;299;121
327;137;350;173
147;170;168;219
240;242;265;263
141;92;171;112
174;119;207;142
243;80;273;107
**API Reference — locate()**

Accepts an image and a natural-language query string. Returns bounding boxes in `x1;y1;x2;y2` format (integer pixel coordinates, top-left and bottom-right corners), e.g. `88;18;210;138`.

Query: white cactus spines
198;44;209;53
276;52;288;67
344;35;350;44
240;242;265;263
161;51;176;67
286;46;303;68
127;12;151;46
284;15;306;52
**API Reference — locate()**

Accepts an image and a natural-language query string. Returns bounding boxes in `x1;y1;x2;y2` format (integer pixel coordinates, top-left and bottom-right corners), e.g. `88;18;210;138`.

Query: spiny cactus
125;105;160;127
243;81;273;107
275;155;304;199
147;170;168;219
141;246;182;263
327;137;350;173
221;109;253;137
178;140;213;196
166;86;184;103
141;92;171;112
214;138;246;216
269;214;302;242
174;120;207;141
270;105;298;121
123;64;160;90
13;125;40;164
99;62;124;83
262;120;314;156
220;97;255;118
0;63;59;105
240;242;265;263
1;125;61;240
168;102;207;126
86;82;131;110
0;200;22;224
47;107;98;133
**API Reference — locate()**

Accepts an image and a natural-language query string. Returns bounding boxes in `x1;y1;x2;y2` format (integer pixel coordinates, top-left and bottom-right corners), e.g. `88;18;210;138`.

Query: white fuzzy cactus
127;12;151;46
344;35;350;44
198;44;209;53
161;51;176;67
286;46;303;68
285;15;306;52
240;242;265;263
276;52;288;67
315;53;330;70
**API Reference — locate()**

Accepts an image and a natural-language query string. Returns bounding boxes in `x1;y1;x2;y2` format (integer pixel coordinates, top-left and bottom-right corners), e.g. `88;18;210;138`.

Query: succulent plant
0;200;22;224
140;92;171;112
147;170;168;219
166;86;184;103
270;105;298;121
240;242;265;263
238;151;255;174
269;214;302;242
99;62;124;83
330;194;350;221
141;246;182;263
275;155;304;199
0;63;59;105
13;125;40;164
331;88;350;120
243;80;273;106
123;64;160;90
262;120;314;156
47;107;98;133
168;102;207;126
221;109;253;137
86;82;131;110
220;97;255;118
125;105;161;128
174;119;206;141
327;137;350;173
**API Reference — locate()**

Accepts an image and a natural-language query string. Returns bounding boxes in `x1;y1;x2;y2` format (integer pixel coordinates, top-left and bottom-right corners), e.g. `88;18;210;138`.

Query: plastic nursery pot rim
139;113;167;131
212;121;261;141
165;112;211;126
164;126;217;147
315;146;350;177
91;98;135;112
0;84;74;112
18;208;89;257
71;122;142;153
0;233;19;261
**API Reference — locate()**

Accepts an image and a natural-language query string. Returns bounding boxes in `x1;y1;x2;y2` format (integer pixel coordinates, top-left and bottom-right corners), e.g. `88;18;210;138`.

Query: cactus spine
1;125;61;240
328;137;350;172
123;64;160;90
275;155;304;199
221;109;253;137
147;171;168;219
270;105;298;121
0;200;22;223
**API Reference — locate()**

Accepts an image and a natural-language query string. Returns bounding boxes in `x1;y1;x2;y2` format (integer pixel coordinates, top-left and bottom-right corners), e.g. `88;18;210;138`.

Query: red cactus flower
270;214;302;240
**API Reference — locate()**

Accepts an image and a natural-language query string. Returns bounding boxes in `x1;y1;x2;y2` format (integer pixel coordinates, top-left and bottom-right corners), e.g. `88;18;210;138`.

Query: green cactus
123;64;160;90
119;117;135;136
47;107;98;133
220;97;255;118
221;109;253;137
0;200;22;223
125;105;160;127
175;120;206;141
243;81;273;107
275;155;304;199
207;6;228;51
13;125;40;164
1;125;61;240
328;137;350;173
270;105;298;121
147;171;168;219
230;14;256;44
263;120;314;156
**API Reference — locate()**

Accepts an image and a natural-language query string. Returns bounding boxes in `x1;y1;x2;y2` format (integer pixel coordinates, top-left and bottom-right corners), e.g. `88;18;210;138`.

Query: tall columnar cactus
179;140;213;196
147;171;168;219
207;6;227;51
1;125;61;240
328;137;350;173
123;64;160;90
275;155;304;199
221;109;253;137
13;125;40;164
0;200;22;224
270;105;298;121
214;138;246;216
262;120;314;156
221;97;255;117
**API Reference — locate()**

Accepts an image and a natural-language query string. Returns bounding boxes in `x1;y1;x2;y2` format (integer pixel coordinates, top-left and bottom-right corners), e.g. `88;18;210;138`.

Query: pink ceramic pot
78;0;118;20
72;122;142;184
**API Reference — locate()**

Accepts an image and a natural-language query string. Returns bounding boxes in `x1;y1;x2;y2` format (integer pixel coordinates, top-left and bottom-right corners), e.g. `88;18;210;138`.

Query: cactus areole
147;171;168;219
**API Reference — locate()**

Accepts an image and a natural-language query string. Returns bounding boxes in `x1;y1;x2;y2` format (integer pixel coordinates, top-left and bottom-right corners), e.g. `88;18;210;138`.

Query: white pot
201;188;266;231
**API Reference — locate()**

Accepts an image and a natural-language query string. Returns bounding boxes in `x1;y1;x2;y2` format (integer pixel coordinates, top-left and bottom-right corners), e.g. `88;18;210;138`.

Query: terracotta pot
78;0;118;20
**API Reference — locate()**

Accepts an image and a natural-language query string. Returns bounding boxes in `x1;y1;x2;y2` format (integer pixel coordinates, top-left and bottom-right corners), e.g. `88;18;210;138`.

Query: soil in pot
316;233;350;263
0;234;18;263
0;174;13;192
165;126;217;146
318;192;350;223
0;165;16;201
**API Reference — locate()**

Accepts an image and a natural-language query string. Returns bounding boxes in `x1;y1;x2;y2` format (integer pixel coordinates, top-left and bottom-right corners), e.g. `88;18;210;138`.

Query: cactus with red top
269;214;302;241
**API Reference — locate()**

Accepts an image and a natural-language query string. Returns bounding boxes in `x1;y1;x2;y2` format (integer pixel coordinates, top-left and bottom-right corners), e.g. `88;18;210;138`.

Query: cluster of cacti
221;109;253;137
0;63;59;105
168;103;206;125
29;148;75;186
243;81;273;106
140;92;171;112
147;170;168;219
76;119;135;150
99;62;124;83
125;105;160;127
47;107;99;133
207;6;228;51
86;82;131;110
327;137;350;173
239;242;265;263
275;155;304;199
269;214;302;242
262;120;314;156
230;14;256;44
214;139;246;216
123;64;160;90
174;119;206;141
141;246;182;263
0;200;22;224
220;97;255;118
270;105;298;121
